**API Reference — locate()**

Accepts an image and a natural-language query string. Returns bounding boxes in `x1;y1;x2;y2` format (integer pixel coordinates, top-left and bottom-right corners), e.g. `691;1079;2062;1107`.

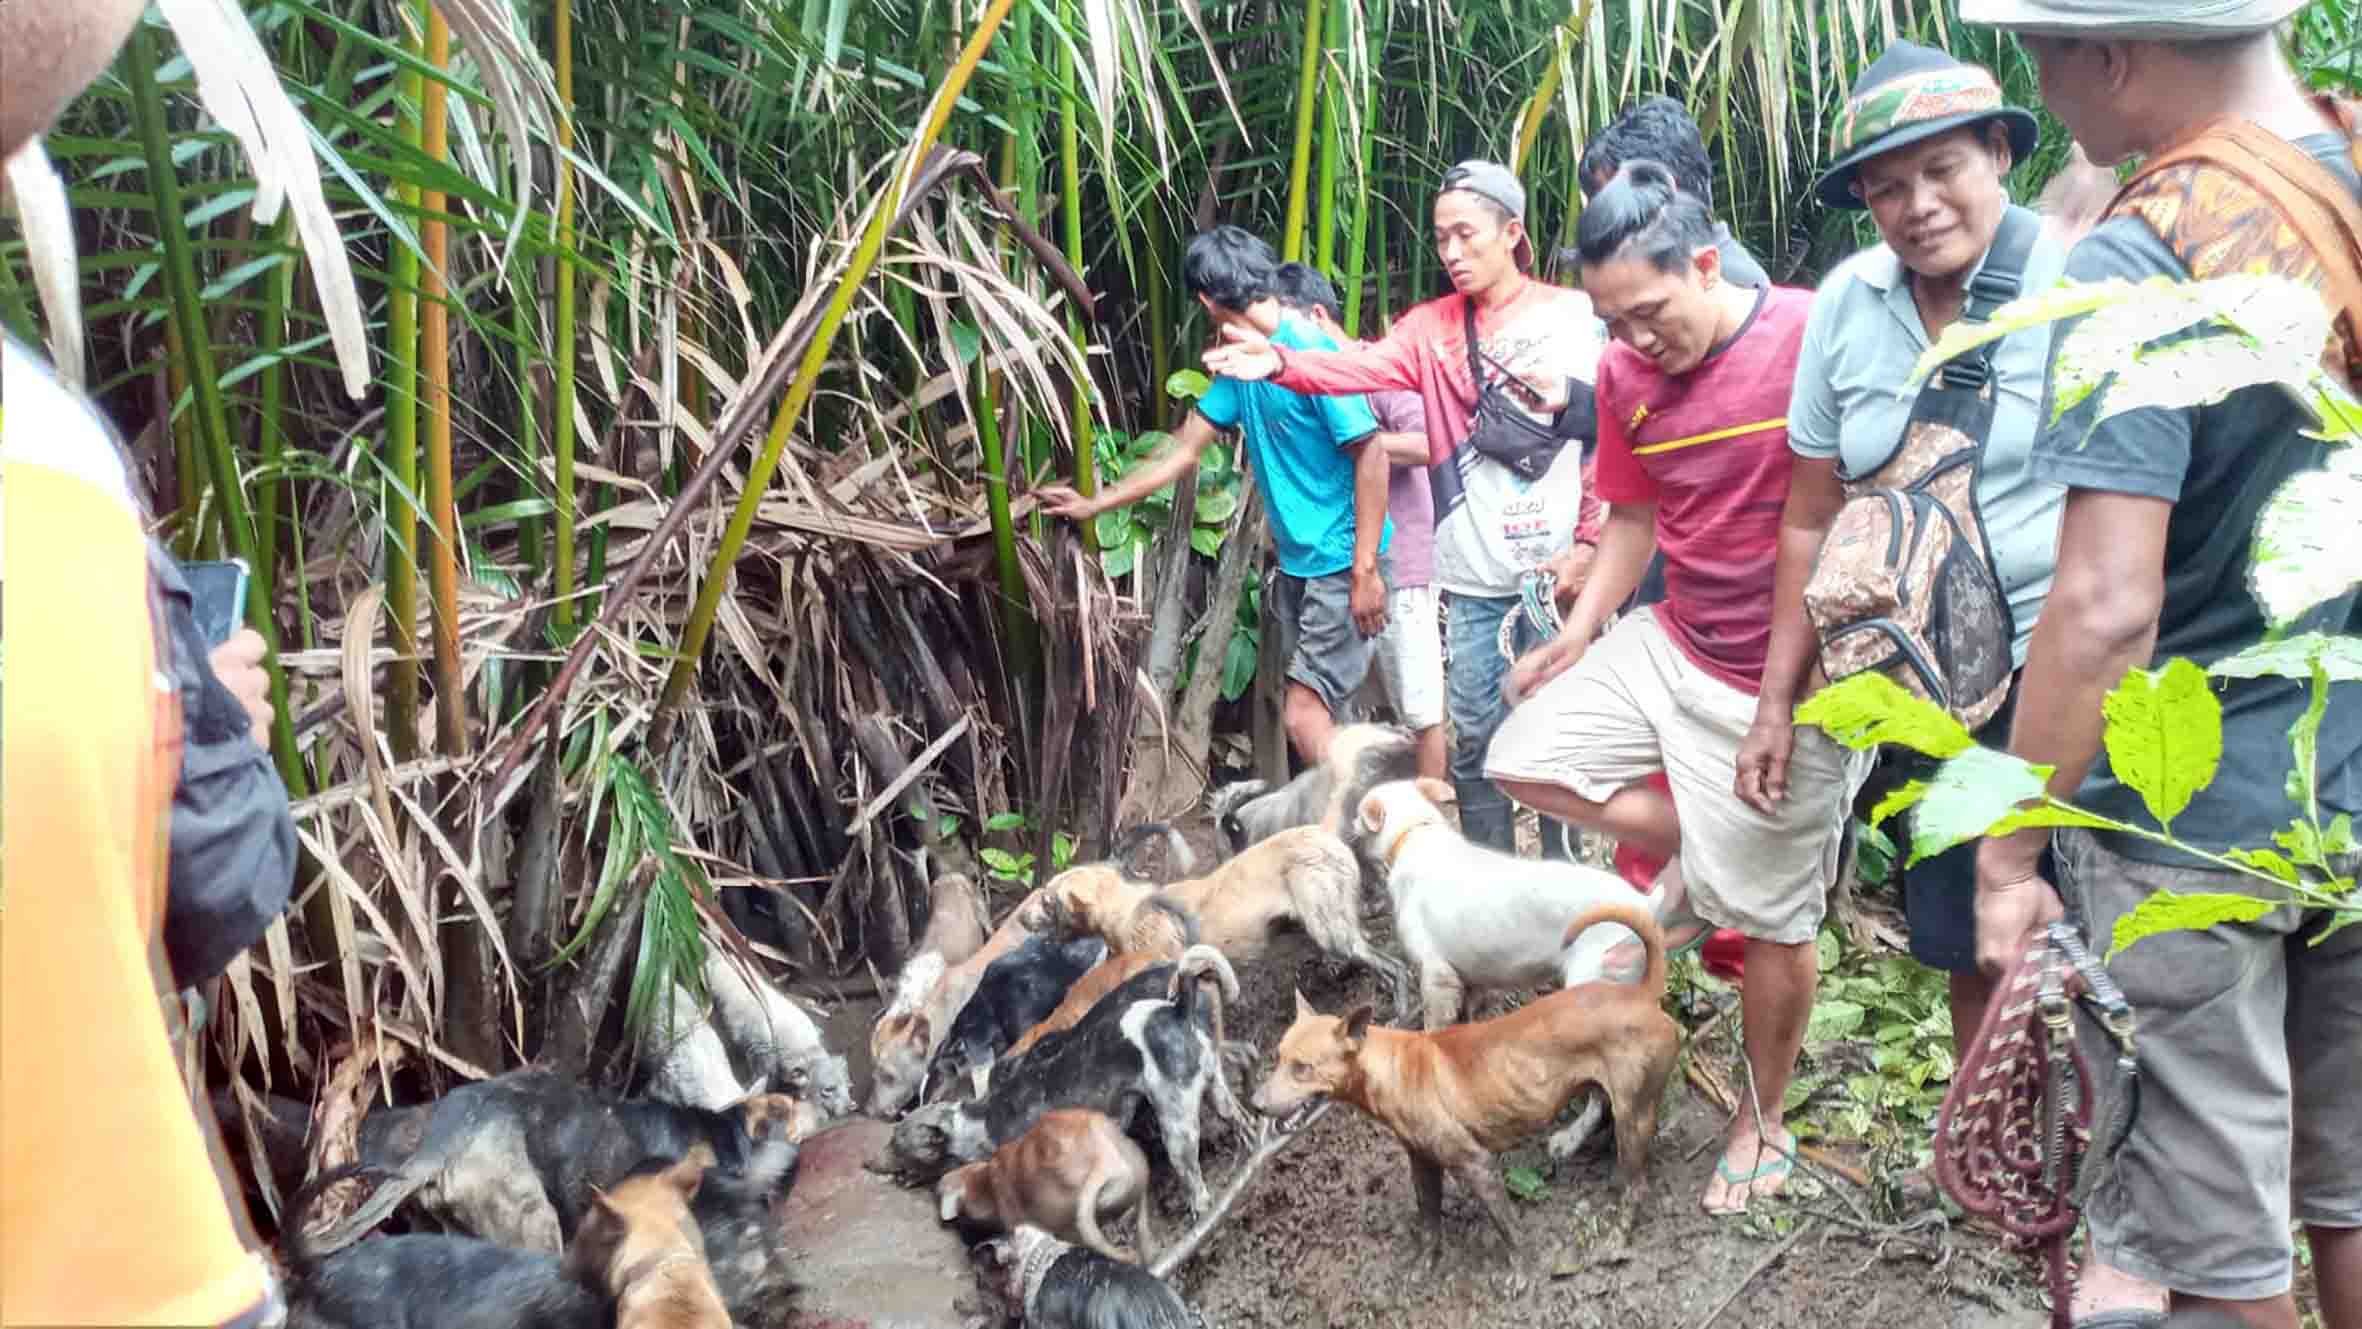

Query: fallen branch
1149;1103;1330;1280
844;713;972;838
1687;1216;1818;1329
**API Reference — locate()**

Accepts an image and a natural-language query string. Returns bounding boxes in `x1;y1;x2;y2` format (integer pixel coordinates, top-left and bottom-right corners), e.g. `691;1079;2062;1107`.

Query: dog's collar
612;1246;707;1297
1380;819;1452;872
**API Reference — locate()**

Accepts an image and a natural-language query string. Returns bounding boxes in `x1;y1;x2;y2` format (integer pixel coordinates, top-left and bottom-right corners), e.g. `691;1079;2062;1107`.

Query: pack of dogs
277;724;1691;1327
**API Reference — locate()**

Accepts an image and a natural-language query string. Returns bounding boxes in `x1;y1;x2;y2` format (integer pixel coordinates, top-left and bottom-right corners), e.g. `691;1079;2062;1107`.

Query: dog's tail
1108;822;1196;881
282;1161;394;1274
1204;781;1271;858
1563;897;1668;997
1167;944;1240;1069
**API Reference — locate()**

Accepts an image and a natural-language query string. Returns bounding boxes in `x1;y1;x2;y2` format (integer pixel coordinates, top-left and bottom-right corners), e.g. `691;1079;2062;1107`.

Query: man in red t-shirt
1487;162;1866;1218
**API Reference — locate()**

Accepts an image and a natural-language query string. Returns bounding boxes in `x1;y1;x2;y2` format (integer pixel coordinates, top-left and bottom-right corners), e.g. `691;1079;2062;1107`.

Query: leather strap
2110;96;2362;386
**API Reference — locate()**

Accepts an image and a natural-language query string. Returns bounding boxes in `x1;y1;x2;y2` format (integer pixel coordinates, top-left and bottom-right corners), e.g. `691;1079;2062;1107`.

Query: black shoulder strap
1461;297;1483;390
1938;204;2041;390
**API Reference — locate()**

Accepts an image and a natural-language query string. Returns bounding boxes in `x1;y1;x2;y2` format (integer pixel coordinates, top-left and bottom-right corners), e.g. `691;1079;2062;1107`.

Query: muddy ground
816;817;2051;1329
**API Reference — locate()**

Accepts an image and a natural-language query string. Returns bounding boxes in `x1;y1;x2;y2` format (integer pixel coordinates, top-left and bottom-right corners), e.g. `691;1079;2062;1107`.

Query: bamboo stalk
1313;0;1344;276
552;0;580;632
256;214;294;584
652;0;1023;740
420;3;468;757
384;3;425;762
1281;0;1327;262
1056;0;1097;544
1340;6;1378;337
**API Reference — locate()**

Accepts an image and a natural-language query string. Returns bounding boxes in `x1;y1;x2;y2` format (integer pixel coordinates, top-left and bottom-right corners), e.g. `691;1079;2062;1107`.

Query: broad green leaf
1165;368;1211;400
2327;813;2356;858
2109;889;2278;958
2101;658;2222;831
946;319;982;367
1910;279;2143;387
1503;1165;1546;1202
2251;449;2362;628
1195;487;1239;525
1093;509;1133;546
1221;631;1258;702
1200;442;1232;478
1854;820;1898;887
2228;847;2302;885
1100;541;1137;579
1813;929;1839;974
983;811;1027;832
979;847;1032;876
1795;674;1975;759
1127;430;1173;462
2210;632;2362;682
936;812;961;839
1805;999;1865;1043
1908;746;2053;867
1189;526;1223;559
2276;820;2327;871
1870;779;1928;828
1052;831;1077;867
1983;803;2120;836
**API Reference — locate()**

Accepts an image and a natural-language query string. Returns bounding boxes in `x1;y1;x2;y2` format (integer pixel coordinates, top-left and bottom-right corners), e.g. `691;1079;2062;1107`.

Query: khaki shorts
1373;583;1445;730
1483;608;1864;944
2056;827;2362;1300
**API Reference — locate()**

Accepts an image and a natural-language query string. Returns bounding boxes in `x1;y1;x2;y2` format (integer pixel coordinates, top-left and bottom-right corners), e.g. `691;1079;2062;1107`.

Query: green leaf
1814;929;1840;973
1503;1165;1547;1202
2228;847;2303;885
2276;820;2327;871
2326;813;2356;858
979;847;1026;874
1093;509;1134;546
936;812;962;839
1854;820;1898;886
1200;442;1233;478
1127;430;1173;463
2288;656;2331;822
1100;542;1138;579
1195;487;1240;525
1983;803;2121;836
2250;449;2362;629
2101;659;2222;831
1052;831;1077;868
1806;999;1865;1043
1221;631;1259;702
1908;746;2054;867
1165;368;1212;400
1796;674;1975;758
1189;526;1223;559
2108;889;2279;958
1870;780;1928;828
984;811;1028;832
947;319;983;368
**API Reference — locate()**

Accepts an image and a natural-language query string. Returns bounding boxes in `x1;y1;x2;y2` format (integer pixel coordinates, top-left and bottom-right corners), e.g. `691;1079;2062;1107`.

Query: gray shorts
1268;562;1382;716
2057;828;2362;1299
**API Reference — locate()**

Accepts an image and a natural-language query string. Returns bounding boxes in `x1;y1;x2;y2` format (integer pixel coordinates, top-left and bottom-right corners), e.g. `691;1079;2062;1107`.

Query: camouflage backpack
1802;206;2037;729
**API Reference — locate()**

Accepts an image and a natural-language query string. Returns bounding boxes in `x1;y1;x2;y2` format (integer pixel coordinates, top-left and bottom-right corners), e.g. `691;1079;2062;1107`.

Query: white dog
1357;778;1654;1026
1358;777;1665;1158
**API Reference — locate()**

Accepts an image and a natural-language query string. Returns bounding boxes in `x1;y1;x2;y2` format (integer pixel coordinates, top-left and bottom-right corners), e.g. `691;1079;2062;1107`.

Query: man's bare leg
1283;681;1336;768
1413;723;1447;783
2310;1224;2362;1329
1702;937;1815;1214
1493;775;1679;863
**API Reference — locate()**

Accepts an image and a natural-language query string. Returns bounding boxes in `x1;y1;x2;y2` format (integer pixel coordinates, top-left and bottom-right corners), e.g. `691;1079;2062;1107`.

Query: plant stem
420;2;467;757
1057;0;1097;543
1281;0;1327;262
553;0;580;632
653;0;1023;739
384;2;425;762
1313;0;1342;276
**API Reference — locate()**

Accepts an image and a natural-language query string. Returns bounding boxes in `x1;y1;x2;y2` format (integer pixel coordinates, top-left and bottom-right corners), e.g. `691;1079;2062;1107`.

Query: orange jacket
2;339;275;1326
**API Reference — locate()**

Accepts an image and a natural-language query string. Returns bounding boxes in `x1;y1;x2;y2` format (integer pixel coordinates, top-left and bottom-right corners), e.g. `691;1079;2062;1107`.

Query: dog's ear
1413;776;1456;806
1293;988;1317;1022
1341;1004;1375;1048
1356;791;1387;837
665;1145;712;1200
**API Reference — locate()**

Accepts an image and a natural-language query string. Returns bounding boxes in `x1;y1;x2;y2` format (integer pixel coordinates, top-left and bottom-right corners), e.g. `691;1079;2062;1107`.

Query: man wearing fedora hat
1956;3;2362;1327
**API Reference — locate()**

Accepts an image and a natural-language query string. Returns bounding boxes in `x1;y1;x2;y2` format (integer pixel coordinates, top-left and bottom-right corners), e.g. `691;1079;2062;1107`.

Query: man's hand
1035;484;1101;523
1504;627;1587;708
1202;324;1282;382
1350;565;1388;637
1733;703;1796;815
1974;836;2066;977
208;627;273;747
1543;542;1597;611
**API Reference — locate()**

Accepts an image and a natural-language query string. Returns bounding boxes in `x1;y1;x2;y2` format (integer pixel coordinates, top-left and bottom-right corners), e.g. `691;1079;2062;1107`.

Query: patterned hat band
1834;67;2007;158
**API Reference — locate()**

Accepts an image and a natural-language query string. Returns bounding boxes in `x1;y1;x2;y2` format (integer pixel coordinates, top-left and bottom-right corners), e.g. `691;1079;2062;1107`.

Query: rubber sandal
1705;1142;1795;1215
2071;1313;2164;1328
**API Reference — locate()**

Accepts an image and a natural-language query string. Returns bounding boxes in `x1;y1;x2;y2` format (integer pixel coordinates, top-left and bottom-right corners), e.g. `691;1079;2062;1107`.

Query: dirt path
811;818;2046;1328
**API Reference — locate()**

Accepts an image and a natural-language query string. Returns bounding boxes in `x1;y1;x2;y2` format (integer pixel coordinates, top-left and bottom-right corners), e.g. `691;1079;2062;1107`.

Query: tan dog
1037;827;1411;1016
1251;898;1678;1260
563;1145;731;1329
1003;893;1198;1062
916;870;990;968
869;881;1049;1115
936;1108;1152;1262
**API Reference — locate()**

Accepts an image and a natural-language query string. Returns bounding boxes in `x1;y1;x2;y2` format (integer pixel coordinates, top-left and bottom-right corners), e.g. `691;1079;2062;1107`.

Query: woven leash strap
1933;923;2138;1329
1499;569;1564;663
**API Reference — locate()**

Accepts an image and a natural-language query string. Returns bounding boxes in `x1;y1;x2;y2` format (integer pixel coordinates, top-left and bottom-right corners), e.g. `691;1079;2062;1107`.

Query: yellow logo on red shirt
1627;403;1650;434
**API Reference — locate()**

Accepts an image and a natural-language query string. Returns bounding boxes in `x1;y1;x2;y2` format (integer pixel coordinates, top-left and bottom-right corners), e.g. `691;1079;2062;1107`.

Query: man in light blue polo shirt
1042;225;1390;766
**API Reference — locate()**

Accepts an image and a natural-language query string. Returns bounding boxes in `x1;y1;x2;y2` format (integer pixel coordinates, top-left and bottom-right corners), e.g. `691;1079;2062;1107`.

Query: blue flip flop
1706;1143;1795;1215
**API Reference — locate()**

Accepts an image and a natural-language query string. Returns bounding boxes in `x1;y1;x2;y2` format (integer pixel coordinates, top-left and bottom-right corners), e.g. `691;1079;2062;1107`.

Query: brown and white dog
869;880;1047;1116
936;1108;1152;1262
565;1145;732;1329
1002;893;1199;1063
1251;898;1679;1261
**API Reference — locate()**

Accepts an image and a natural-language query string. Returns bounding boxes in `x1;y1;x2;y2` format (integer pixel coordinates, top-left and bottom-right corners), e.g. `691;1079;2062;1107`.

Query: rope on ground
1687;1216;1819;1329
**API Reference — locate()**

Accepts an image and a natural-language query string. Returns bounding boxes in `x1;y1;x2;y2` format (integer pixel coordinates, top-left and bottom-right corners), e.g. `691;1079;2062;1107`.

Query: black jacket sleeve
151;546;296;986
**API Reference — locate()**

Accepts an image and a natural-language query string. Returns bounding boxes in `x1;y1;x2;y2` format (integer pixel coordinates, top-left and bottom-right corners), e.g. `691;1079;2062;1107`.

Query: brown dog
936;1108;1152;1262
1251;898;1678;1260
563;1145;731;1329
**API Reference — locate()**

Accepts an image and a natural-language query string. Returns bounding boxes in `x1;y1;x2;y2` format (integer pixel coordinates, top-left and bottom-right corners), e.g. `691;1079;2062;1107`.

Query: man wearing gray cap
1957;2;2362;1327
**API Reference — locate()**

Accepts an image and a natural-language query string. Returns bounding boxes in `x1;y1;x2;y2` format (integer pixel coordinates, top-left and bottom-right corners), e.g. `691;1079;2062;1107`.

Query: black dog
925;931;1107;1097
282;1164;604;1329
892;945;1242;1213
307;1068;799;1318
987;1226;1206;1329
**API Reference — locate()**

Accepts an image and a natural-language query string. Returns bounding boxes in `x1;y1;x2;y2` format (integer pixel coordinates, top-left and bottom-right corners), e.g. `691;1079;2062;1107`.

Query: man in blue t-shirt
1041;225;1390;765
